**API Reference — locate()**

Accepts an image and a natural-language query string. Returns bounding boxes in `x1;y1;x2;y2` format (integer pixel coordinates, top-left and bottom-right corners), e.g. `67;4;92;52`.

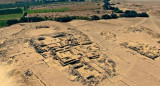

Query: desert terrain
0;1;160;86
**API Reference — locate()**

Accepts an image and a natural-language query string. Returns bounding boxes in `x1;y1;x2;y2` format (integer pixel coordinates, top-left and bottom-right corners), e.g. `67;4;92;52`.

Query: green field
27;8;69;13
0;20;7;28
0;13;23;28
0;13;23;20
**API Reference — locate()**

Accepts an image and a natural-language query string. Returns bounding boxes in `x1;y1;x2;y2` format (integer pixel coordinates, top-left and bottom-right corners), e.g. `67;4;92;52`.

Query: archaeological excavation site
1;0;160;86
30;28;116;86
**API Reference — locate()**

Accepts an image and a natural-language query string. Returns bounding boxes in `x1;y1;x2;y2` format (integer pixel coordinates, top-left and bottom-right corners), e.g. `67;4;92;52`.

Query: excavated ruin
30;28;116;86
121;42;160;60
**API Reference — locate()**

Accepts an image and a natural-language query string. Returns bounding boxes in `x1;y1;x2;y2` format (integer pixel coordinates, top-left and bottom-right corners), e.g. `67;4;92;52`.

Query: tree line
6;11;149;26
6;17;45;26
102;0;149;18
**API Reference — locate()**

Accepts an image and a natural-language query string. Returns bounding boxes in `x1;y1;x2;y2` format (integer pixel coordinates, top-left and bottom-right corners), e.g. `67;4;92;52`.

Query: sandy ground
0;64;15;86
1;1;160;86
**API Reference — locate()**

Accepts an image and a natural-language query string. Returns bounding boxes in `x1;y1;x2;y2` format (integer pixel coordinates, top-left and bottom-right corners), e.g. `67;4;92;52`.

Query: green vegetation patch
27;8;69;14
0;8;23;15
0;14;23;20
0;13;23;28
55;16;91;22
0;20;8;28
0;2;46;9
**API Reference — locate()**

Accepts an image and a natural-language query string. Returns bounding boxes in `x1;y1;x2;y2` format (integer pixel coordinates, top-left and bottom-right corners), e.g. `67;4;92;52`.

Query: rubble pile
121;42;160;60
